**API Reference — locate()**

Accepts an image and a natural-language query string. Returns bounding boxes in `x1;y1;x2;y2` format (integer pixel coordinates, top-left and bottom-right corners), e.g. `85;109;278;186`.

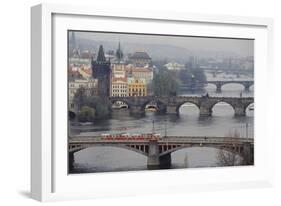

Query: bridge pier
147;140;160;169
68;152;75;171
130;105;145;115
234;106;246;116
199;106;212;116
159;153;171;169
216;84;222;93
157;104;167;114
166;105;178;115
244;85;251;92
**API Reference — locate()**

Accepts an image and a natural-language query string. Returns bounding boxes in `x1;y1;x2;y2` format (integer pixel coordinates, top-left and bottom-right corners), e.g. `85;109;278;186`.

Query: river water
69;73;254;173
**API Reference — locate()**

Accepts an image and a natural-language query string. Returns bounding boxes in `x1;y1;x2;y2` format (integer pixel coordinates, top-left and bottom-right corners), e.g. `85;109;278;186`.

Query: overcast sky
72;31;254;58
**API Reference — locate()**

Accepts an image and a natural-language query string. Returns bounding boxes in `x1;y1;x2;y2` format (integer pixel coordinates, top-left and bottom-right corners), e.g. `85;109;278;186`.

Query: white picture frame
31;3;274;202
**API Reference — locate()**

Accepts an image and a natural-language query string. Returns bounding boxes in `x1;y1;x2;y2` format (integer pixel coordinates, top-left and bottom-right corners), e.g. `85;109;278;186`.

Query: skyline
71;31;254;59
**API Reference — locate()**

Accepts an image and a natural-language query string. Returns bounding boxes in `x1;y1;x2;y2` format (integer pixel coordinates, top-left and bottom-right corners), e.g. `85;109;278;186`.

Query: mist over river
69;73;254;173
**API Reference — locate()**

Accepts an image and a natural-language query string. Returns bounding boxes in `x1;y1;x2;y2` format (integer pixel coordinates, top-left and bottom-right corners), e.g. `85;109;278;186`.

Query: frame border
31;3;274;201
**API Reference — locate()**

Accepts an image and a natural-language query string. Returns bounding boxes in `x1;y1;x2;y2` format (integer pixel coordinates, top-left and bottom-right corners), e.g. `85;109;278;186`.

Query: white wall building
164;62;185;70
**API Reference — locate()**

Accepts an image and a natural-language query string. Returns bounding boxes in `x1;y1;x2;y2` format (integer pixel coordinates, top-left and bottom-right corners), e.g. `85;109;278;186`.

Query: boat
112;101;129;109
145;107;157;112
248;105;254;111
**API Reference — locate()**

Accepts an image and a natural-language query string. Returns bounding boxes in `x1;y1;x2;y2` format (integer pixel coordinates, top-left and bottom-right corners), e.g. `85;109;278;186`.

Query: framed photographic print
31;3;274;201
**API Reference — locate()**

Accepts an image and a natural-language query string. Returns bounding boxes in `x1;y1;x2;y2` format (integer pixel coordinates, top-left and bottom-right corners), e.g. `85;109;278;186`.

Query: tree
216;130;243;166
85;96;110;119
77;106;96;122
178;68;206;84
152;71;179;96
73;88;110;120
73;87;87;111
190;68;207;83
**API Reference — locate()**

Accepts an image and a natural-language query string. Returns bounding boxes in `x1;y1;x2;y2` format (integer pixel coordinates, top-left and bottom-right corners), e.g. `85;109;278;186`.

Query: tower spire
96;45;106;62
115;41;123;63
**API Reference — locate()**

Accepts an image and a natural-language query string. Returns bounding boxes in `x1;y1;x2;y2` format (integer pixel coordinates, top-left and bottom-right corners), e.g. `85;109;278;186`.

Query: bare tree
217;130;243;166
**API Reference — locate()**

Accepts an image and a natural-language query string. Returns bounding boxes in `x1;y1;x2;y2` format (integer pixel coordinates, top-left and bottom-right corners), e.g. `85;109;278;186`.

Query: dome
130;51;151;60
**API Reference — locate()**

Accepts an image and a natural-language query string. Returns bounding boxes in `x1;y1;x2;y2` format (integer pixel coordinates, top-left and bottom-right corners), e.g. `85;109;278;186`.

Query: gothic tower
91;45;111;97
115;41;123;63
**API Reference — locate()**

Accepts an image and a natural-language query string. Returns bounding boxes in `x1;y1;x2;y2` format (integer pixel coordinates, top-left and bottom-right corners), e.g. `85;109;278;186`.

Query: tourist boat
112;101;129;109
146;107;157;112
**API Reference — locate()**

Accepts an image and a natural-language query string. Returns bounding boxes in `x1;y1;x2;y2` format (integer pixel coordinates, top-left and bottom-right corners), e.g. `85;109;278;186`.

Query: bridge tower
91;45;111;97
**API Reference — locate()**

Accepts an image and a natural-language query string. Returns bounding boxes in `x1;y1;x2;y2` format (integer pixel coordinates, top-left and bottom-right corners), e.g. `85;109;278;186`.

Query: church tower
91;45;111;97
115;42;123;63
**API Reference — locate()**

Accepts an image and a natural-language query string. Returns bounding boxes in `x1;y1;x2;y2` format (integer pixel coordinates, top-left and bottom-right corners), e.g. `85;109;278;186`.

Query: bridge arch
207;81;254;92
109;99;131;109
140;99;167;113
249;84;254;91
176;101;200;114
221;82;244;91
246;103;254;115
210;100;236;115
159;144;243;159
70;144;149;157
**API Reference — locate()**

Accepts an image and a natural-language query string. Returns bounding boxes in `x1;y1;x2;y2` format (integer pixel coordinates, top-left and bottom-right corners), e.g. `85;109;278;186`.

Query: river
69;73;254;173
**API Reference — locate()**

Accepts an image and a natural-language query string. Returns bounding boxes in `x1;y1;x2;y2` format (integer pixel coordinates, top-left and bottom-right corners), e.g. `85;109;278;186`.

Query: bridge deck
69;136;254;145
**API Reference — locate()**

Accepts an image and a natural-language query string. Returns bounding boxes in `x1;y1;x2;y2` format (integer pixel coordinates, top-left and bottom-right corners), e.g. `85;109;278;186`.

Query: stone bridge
204;68;254;77
109;96;254;116
207;80;254;93
69;136;254;170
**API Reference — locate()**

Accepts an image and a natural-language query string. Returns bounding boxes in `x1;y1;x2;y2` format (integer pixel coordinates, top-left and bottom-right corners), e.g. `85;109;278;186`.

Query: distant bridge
207;80;254;93
204;68;254;77
69;136;254;169
179;80;254;92
109;96;254;116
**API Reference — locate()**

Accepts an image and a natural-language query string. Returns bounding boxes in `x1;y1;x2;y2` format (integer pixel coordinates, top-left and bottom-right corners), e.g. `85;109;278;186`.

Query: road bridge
69;136;254;170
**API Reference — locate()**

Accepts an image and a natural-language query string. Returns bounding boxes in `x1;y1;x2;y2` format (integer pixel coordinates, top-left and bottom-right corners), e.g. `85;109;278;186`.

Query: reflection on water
70;81;254;173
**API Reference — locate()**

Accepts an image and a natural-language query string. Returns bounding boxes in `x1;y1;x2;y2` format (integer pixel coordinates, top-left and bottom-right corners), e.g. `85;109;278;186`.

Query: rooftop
130;51;151;60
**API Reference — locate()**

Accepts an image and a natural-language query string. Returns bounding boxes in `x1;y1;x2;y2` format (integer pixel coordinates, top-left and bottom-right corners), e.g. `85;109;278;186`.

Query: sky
72;31;254;58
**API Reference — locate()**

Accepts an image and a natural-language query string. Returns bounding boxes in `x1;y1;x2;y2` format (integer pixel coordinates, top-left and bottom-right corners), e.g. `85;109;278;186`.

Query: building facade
110;77;128;97
164;62;185;71
111;63;126;78
127;77;147;97
130;67;153;83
